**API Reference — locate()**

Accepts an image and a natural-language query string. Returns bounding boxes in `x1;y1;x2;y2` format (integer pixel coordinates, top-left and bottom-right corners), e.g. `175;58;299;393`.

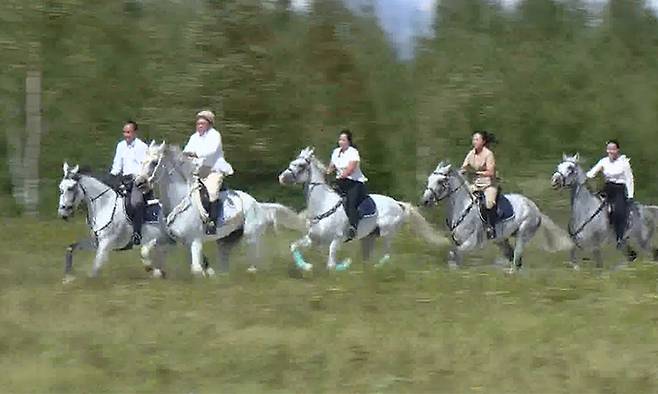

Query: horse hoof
62;275;76;284
205;267;216;277
375;255;391;268
247;266;258;274
448;262;459;270
335;259;352;272
191;268;205;277
152;269;164;279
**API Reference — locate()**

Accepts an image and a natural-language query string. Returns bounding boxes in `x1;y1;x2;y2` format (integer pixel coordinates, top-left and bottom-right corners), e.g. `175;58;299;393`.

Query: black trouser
130;185;145;235
336;178;367;229
604;182;628;243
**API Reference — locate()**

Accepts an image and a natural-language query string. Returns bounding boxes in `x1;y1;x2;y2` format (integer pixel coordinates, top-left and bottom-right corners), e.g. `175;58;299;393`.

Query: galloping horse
136;142;304;276
551;154;658;268
421;161;572;272
278;147;447;271
58;162;171;281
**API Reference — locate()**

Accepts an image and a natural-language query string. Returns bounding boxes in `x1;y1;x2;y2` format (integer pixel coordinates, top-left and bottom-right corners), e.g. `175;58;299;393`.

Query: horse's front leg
448;236;475;269
63;237;96;284
328;238;351;271
190;239;209;277
291;234;313;271
569;247;580;271
90;238;113;278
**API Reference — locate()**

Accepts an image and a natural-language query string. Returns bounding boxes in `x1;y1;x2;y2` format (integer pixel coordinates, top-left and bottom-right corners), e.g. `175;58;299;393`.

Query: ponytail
340;128;358;150
474;130;497;147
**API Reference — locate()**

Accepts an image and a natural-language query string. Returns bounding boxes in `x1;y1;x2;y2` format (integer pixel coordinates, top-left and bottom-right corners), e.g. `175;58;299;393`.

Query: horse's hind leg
141;239;166;279
495;240;514;264
361;234;376;262
376;235;393;267
216;231;243;273
328;238;350;271
189;239;207;277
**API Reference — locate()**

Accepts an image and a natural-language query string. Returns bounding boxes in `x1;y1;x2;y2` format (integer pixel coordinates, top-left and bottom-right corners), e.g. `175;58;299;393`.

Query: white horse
551;154;658;269
135;142;304;276
278;147;447;271
421;161;572;272
57;162;171;281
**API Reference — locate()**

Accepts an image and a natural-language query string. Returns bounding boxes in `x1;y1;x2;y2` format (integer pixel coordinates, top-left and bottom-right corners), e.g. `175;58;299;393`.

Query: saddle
117;178;161;225
197;180;230;223
474;186;514;225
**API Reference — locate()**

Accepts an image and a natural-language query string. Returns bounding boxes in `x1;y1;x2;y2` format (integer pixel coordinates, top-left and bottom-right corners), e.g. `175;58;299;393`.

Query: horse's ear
63;162;69;175
573;152;580;162
562;153;568;161
71;164;79;174
445;164;452;172
149;140;155;148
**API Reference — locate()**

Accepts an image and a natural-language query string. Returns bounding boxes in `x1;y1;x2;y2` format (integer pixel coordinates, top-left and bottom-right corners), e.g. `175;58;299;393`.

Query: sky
291;0;658;59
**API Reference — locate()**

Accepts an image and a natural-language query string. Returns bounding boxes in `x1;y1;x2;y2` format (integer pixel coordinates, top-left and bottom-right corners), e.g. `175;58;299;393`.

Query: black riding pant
130;185;145;235
604;182;628;242
336;178;367;229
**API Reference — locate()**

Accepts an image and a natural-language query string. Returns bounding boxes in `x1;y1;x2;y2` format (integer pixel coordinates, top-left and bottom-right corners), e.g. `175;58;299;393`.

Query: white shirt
586;155;634;198
110;137;148;176
330;146;367;183
183;128;234;175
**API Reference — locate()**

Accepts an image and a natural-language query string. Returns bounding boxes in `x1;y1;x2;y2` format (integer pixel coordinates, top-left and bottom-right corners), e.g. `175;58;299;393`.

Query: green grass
1;217;658;393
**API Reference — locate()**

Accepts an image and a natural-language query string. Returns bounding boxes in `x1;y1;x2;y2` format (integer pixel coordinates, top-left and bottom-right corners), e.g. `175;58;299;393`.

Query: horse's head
551;153;580;189
278;147;315;185
135;140;166;190
421;161;454;206
58;162;83;220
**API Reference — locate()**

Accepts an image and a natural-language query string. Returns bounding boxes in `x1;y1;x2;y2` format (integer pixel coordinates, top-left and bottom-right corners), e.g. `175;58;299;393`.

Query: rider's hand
184;151;198;158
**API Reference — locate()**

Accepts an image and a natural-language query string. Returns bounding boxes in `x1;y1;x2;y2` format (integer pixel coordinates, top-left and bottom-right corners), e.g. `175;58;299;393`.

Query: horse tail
536;213;574;252
643;205;658;224
259;203;307;232
398;202;449;247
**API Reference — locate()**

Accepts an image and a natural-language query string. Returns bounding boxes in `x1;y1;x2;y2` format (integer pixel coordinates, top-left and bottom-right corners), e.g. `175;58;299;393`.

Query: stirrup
205;221;217;235
132;232;142;246
344;226;357;243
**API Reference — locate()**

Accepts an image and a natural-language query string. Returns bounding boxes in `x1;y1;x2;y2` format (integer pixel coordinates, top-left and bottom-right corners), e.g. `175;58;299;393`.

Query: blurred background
2;0;658;216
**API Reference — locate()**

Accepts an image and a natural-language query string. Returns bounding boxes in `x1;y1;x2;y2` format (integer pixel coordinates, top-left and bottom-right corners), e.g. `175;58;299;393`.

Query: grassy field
1;217;658;393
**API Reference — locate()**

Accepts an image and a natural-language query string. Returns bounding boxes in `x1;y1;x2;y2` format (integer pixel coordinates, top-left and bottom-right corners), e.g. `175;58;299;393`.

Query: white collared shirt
330;146;367;183
586;155;635;198
183;127;234;174
110;137;148;176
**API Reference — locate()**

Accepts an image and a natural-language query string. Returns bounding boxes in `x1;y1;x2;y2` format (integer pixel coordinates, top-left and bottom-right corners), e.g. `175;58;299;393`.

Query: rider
326;129;368;242
461;130;498;239
183;110;234;235
110;120;148;245
586;139;635;249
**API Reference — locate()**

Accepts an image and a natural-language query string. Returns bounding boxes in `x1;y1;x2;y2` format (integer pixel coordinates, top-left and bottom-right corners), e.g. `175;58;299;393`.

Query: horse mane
310;156;327;173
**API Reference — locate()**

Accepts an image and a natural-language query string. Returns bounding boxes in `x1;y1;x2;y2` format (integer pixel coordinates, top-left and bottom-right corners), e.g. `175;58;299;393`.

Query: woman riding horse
461;130;498;239
586;139;635;249
326;129;368;242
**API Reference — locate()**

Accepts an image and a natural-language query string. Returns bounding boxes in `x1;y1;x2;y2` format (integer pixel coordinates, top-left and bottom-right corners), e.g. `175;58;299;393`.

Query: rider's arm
625;159;635;199
340;161;358;179
110;142;123;176
477;153;496;178
586;159;604;179
460;151;472;174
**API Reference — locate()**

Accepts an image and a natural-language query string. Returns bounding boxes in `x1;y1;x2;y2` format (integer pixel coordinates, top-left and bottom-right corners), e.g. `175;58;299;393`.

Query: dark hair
606;139;620;149
473;130;497;146
339;128;357;149
125;120;139;131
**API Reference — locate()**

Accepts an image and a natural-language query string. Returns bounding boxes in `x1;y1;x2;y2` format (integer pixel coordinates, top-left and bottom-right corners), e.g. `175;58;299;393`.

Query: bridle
283;156;311;183
60;174;118;236
425;172;467;204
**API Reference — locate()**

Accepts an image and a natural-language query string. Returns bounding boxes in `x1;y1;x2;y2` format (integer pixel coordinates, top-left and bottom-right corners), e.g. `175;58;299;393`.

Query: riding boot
206;201;218;235
345;225;357;243
486;208;497;239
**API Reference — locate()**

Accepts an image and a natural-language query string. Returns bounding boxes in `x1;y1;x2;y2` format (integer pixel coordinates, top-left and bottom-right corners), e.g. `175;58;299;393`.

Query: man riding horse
110;120;148;245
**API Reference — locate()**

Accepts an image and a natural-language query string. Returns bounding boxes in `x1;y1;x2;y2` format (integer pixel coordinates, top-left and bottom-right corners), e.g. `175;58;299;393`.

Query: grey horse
551;154;658;268
421;161;572;272
278;147;447;271
58;162;173;282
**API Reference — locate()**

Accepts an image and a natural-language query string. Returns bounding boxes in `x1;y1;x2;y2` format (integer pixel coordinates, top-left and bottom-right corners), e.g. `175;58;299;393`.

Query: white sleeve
183;135;195;153
110;143;123;175
330;150;338;167
586;159;604;179
625;160;634;199
348;148;361;162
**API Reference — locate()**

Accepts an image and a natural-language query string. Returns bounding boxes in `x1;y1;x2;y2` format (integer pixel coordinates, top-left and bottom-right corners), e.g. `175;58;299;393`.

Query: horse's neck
445;174;473;220
79;175;117;218
570;166;597;210
306;161;339;214
159;159;191;213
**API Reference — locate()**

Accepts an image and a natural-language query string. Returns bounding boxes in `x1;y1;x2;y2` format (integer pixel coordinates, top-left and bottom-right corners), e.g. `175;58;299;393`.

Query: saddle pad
144;201;162;224
496;195;514;222
357;195;377;219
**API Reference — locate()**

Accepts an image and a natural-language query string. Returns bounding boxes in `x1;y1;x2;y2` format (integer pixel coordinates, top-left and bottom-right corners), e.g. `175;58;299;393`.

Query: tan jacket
462;147;496;189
